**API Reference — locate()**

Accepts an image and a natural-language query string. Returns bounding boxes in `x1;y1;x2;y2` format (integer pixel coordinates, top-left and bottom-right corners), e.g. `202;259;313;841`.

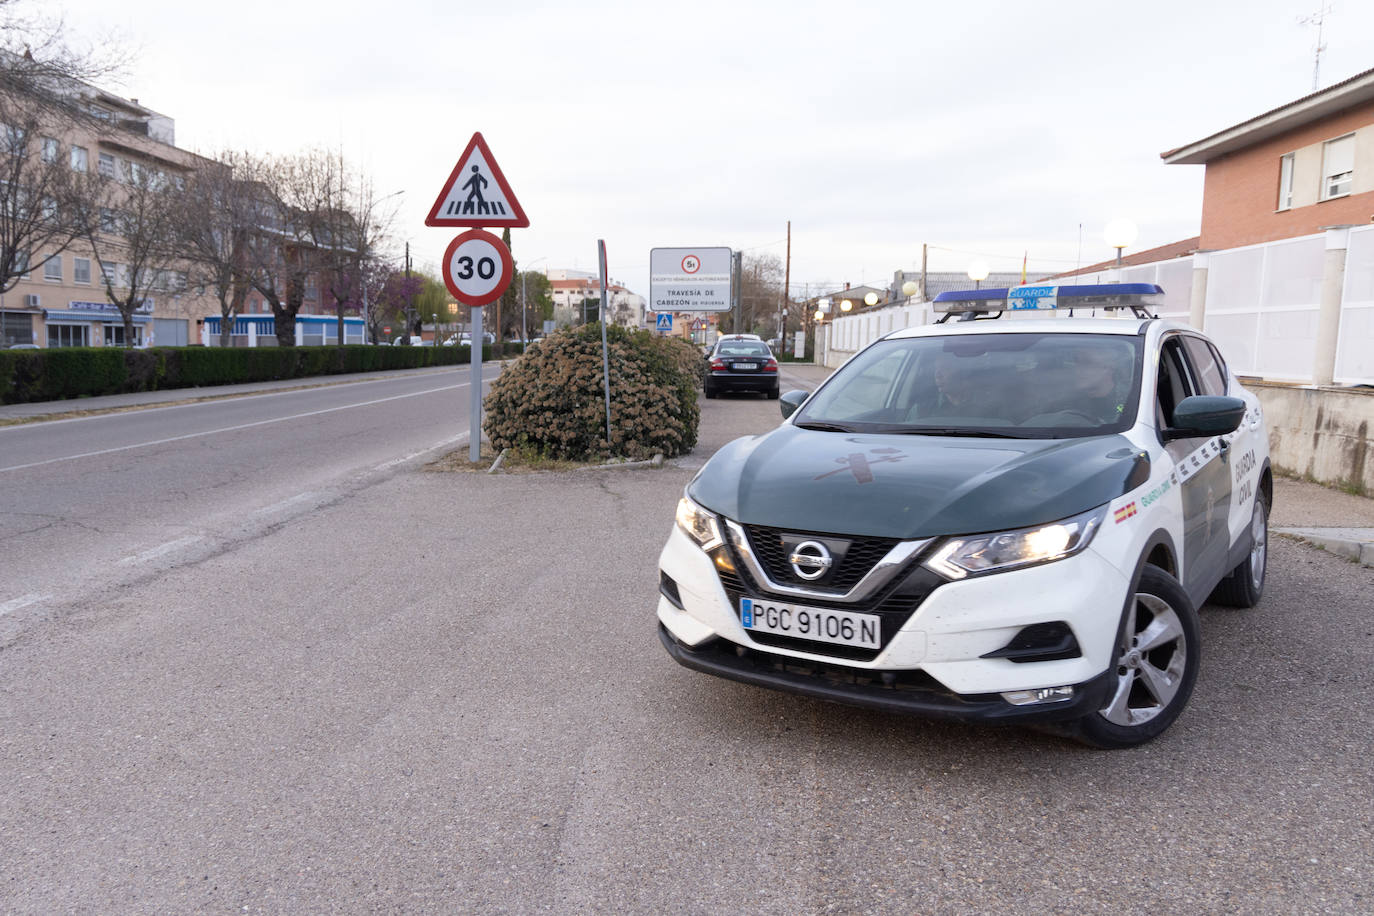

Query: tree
311;151;397;351
728;252;784;336
409;274;450;337
230;151;340;347
0;2;124;295
371;266;423;343
516;269;552;339
81;158;188;346
175;153;252;347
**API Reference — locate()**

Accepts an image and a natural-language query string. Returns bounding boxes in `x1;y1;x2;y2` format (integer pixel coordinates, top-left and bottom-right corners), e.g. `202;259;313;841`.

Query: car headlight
923;505;1107;579
676;495;723;551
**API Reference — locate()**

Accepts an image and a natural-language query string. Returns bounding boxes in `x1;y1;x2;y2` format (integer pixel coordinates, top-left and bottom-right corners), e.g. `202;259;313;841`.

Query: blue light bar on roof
932;283;1164;313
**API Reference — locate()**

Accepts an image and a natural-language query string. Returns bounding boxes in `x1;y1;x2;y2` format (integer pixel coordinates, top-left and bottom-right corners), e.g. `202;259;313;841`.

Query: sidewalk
1271;477;1374;567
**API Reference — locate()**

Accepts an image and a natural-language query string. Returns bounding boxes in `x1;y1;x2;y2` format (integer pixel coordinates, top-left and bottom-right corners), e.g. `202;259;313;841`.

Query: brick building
1161;66;1374;249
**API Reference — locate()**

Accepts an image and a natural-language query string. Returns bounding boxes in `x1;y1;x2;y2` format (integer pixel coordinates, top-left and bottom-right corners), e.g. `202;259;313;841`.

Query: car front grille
742;525;900;590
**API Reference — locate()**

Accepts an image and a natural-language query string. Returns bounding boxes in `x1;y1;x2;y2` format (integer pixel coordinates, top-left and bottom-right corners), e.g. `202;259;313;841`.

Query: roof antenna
1299;4;1332;91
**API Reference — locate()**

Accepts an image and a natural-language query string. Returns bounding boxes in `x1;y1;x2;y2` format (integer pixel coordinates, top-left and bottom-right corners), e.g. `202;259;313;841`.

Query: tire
1209;494;1268;608
1066;565;1200;749
767;387;780;400
704;384;717;399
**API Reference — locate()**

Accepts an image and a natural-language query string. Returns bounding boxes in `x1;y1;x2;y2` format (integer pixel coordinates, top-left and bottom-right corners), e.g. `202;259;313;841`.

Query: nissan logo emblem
789;541;833;580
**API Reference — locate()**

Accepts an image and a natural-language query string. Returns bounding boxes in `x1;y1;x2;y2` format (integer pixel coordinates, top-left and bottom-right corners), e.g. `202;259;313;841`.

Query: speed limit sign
442;228;514;306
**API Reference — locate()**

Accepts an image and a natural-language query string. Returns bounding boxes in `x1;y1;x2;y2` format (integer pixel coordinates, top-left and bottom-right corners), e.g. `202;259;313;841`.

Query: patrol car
656;284;1271;748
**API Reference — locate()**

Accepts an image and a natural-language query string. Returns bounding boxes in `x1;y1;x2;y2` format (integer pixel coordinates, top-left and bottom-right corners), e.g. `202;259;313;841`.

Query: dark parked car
704;336;779;399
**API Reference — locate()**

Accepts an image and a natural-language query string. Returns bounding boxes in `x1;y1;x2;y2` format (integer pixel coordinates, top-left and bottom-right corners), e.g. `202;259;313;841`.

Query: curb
1275;527;1374;567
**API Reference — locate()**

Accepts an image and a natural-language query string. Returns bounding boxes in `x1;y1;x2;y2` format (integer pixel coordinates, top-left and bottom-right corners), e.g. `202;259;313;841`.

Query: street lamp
1105;219;1138;269
967;259;990;289
840;299;853;313
864;291;879;307
901;280;919;299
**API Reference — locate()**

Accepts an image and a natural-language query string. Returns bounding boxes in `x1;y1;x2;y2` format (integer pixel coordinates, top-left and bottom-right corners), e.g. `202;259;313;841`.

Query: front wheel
1209;494;1268;608
1068;565;1200;749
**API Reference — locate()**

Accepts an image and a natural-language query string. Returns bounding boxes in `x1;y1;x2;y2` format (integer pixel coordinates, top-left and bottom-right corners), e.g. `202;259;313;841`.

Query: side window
1181;336;1227;396
1155;338;1196;428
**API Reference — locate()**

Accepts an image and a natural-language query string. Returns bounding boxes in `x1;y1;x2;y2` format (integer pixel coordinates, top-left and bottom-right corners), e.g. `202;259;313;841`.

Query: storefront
202;314;366;346
42;301;153;348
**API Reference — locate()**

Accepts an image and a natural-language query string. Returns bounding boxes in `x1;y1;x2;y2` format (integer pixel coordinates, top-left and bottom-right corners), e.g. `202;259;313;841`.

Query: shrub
483;324;699;461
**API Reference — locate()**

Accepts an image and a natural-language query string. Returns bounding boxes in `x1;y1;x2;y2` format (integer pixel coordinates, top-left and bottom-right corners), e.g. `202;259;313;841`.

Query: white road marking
372;434;467;472
118;536;205;565
253;492;320;515
0;384;476;474
0;593;52;616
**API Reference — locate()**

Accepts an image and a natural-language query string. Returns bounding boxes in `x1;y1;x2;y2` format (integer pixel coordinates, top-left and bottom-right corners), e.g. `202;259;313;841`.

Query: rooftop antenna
1299;4;1332;91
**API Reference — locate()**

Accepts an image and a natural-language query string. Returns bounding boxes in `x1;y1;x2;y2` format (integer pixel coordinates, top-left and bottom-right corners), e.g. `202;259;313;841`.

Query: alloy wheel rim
1101;592;1188;727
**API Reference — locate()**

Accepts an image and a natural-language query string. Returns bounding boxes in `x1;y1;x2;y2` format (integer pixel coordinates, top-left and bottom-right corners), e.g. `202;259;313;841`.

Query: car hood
687;425;1149;539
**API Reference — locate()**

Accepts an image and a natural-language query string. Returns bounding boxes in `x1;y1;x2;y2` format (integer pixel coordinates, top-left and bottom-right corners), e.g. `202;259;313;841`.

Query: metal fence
822;227;1374;386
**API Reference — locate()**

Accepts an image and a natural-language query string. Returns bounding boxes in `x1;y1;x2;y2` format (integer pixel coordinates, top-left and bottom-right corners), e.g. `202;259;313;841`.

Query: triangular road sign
425;132;529;228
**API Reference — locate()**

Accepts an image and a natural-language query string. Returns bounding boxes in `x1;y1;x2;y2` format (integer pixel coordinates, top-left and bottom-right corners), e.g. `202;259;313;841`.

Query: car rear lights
764;358;778;372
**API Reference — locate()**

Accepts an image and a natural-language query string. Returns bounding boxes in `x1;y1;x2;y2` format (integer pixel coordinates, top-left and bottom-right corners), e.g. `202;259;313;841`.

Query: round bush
483;324;700;460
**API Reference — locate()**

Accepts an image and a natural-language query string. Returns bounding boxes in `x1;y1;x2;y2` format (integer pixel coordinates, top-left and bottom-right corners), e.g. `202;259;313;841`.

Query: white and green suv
657;284;1271;748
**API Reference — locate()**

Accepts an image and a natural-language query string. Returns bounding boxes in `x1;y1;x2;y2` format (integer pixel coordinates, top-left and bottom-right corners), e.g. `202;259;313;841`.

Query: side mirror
779;389;809;419
1164;395;1246;440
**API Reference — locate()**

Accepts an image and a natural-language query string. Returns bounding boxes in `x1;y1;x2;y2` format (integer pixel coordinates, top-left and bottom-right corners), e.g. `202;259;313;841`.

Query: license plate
740;598;880;649
733;362;757;370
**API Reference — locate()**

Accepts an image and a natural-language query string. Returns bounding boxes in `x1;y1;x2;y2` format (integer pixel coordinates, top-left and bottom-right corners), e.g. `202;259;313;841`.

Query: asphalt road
0;365;497;637
1;367;1371;914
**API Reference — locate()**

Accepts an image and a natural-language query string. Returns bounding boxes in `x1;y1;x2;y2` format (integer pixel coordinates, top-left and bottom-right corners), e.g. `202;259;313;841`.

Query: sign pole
470;305;483;462
598;240;612;453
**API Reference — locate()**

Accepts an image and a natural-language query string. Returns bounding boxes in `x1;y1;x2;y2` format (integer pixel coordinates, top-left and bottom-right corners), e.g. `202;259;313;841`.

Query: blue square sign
655;313;673;332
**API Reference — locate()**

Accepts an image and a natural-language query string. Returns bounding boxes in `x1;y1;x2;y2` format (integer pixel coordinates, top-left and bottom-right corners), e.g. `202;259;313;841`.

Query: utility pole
732;250;743;333
920;243;928;301
404;240;414;337
782;220;791;351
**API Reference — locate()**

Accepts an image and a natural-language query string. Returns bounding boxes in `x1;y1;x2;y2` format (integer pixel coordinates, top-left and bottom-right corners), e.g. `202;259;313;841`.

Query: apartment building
1;80;220;348
548;270;647;329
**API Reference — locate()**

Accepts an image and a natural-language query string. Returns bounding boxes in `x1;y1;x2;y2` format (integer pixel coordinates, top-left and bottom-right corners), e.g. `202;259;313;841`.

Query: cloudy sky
48;0;1374;298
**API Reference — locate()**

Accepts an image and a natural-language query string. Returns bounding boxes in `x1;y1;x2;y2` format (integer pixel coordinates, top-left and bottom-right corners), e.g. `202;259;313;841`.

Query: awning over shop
44;308;152;324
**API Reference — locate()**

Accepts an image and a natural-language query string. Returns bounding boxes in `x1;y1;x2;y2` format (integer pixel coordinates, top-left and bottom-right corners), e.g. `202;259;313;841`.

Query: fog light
1001;685;1076;706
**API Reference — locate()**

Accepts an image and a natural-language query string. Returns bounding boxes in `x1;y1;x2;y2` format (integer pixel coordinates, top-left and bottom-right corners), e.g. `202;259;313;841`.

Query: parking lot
1;368;1372;913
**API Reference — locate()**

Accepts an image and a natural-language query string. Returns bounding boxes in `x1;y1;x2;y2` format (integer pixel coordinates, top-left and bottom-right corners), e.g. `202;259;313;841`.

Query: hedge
0;344;517;405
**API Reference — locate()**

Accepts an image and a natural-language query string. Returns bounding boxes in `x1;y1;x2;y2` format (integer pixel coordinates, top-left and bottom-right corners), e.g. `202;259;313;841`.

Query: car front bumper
656;523;1131;722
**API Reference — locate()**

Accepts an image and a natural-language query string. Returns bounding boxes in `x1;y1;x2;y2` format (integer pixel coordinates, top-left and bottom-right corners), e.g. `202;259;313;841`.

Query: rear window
717;342;769;356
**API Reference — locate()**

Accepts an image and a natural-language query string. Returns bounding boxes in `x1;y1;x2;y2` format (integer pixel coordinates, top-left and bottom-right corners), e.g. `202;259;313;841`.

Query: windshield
795;333;1144;438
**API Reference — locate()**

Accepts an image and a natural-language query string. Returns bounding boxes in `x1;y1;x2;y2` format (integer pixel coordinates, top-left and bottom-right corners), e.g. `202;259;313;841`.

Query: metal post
470;305;483;463
732;250;742;333
598;240;612;452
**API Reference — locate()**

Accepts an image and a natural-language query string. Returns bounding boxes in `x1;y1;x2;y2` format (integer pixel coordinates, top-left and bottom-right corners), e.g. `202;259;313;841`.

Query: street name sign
426;132;529;228
650;247;732;312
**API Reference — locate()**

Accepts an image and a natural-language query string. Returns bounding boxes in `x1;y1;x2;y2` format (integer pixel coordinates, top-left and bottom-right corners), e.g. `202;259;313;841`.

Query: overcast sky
50;0;1374;298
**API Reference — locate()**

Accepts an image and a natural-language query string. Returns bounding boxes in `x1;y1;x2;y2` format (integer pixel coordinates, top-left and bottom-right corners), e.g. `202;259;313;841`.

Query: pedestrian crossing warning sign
425;132;529;228
656;313;673;332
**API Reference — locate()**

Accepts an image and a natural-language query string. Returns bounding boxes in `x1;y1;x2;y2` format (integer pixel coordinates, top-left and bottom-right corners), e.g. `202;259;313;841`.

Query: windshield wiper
794;421;856;433
887;426;1030;439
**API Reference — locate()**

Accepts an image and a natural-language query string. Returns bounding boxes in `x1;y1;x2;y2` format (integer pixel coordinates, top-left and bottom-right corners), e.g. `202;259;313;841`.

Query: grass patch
424;444;662;474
